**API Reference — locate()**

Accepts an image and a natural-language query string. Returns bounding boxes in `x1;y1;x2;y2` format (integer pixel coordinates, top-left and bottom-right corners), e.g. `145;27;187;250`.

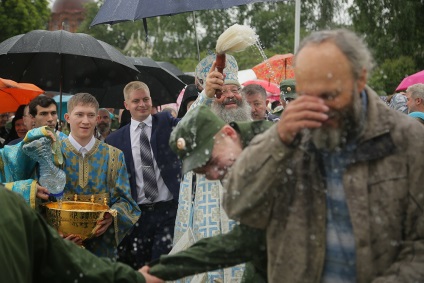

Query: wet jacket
224;88;424;283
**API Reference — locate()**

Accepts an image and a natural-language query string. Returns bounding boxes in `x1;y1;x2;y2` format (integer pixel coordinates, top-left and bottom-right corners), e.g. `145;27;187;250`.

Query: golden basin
45;201;109;241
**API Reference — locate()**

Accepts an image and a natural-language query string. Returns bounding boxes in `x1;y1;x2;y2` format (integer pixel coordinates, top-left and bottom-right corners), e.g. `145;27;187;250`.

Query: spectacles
222;88;241;95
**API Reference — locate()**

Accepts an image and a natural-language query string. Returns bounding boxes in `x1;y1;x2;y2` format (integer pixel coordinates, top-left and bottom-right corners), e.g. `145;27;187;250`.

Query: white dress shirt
68;134;96;157
130;116;173;204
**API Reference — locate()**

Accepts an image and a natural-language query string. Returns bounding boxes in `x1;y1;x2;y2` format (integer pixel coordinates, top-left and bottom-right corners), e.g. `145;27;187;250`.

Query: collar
68;134;96;152
130;115;152;132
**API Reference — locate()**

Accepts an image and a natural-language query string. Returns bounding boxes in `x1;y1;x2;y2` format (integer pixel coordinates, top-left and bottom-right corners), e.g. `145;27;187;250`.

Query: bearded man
172;54;251;283
224;29;424;283
96;108;113;141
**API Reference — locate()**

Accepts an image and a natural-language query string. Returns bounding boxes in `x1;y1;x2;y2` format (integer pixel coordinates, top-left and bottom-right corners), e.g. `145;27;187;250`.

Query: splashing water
254;40;275;82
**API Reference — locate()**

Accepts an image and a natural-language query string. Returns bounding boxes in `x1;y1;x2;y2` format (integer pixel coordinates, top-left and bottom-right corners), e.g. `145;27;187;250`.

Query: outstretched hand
139;266;164;283
277;95;329;145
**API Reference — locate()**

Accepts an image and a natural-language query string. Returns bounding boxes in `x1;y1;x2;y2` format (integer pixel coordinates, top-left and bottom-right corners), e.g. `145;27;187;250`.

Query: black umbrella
0;29;139;117
89;57;186;108
157;61;195;85
90;0;285;60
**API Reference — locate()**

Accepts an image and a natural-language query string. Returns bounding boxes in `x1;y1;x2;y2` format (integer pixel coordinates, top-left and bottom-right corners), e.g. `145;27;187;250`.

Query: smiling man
224;29;424;283
58;93;140;258
3;93;140;260
192;54;251;123
106;81;182;269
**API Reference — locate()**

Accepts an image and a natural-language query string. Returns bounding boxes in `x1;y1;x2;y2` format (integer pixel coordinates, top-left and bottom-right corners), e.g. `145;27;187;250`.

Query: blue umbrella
53;94;73;121
90;0;285;60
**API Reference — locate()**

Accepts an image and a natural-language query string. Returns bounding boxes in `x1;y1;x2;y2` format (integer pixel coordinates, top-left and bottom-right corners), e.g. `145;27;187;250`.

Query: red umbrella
396;70;424;91
242;79;280;95
252;53;295;84
0;78;44;112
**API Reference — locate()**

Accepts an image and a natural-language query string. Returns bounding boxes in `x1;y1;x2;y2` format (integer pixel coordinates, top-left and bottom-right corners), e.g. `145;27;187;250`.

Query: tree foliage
368;56;417;94
349;0;424;70
3;0;422;82
78;1;139;51
0;0;50;42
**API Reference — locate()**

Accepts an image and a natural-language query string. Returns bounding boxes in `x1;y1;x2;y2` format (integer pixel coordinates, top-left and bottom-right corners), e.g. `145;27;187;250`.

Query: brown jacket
223;88;424;283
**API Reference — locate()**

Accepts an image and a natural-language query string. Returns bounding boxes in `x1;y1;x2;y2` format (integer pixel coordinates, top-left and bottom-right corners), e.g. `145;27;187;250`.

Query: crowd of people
1;28;424;283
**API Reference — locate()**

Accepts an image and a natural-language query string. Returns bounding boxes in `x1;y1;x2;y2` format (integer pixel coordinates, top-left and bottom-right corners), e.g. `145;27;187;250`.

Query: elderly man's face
211;84;251;123
215;84;243;109
97;109;111;131
295;41;366;150
405;91;417;113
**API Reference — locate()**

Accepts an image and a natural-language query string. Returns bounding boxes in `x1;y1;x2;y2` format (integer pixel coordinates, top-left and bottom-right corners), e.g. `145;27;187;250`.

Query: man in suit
106;81;182;269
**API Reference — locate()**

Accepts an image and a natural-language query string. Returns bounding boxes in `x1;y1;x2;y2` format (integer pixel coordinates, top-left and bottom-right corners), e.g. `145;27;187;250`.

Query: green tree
78;1;346;72
368;56;417;94
0;0;50;42
349;0;424;69
78;1;139;51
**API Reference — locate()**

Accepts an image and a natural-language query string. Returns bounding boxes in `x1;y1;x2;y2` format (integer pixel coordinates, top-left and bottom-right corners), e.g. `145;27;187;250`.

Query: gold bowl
45;201;109;241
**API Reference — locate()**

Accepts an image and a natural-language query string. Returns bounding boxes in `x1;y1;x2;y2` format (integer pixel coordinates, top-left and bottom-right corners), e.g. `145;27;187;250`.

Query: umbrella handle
215;53;226;99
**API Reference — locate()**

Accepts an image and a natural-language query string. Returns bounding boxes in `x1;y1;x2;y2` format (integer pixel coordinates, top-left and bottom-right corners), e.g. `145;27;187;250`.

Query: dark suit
106;111;182;268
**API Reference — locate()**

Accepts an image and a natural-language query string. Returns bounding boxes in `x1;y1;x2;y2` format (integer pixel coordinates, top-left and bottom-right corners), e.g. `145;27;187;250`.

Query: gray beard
211;98;252;123
311;89;362;152
97;124;110;134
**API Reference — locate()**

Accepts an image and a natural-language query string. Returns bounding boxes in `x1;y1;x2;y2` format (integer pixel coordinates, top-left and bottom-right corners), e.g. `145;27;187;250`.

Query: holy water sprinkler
215;24;258;98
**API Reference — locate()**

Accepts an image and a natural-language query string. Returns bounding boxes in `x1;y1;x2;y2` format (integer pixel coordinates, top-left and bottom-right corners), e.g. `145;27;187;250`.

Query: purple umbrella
396;70;424;92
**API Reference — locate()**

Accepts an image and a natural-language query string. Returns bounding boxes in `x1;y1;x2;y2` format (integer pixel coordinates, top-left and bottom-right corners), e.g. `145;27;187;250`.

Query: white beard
211;98;252;123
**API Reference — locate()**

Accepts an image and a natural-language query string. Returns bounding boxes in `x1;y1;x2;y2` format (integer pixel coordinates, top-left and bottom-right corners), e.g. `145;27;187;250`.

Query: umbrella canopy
52;94;73;121
0;30;139;94
0;78;44;113
90;0;286;60
157;61;195;85
396;70;424;92
88;57;186;108
242;79;280;95
91;0;286;26
252;53;295;84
